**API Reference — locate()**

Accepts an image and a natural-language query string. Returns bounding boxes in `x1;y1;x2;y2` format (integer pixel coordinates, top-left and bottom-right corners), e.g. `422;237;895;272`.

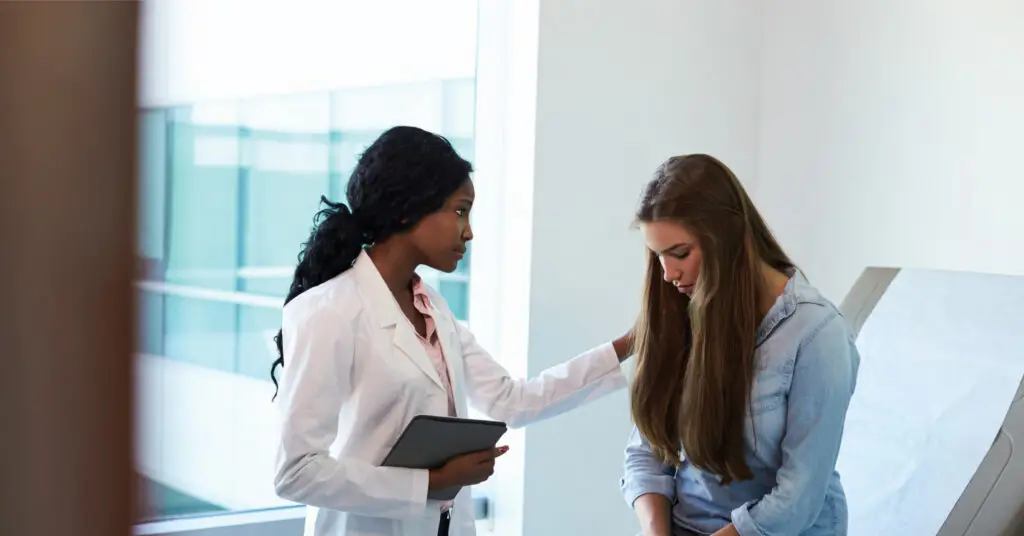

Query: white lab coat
274;251;627;536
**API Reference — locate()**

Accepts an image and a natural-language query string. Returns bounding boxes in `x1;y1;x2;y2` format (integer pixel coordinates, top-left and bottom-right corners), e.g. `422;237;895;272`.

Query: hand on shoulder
612;327;636;362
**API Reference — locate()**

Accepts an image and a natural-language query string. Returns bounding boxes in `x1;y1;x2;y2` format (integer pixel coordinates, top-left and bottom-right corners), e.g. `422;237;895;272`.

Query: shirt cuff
620;474;675;508
594;341;629;386
731;501;766;536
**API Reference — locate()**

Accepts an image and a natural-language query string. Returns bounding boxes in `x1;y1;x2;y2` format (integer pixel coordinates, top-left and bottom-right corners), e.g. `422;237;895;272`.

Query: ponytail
269;125;474;400
271;196;364;400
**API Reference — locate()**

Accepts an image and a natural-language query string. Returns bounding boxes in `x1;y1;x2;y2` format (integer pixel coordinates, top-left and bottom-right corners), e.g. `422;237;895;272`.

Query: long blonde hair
630;154;793;483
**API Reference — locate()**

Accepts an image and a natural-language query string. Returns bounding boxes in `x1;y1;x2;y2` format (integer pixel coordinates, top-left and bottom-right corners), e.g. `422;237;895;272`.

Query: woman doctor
271;126;633;536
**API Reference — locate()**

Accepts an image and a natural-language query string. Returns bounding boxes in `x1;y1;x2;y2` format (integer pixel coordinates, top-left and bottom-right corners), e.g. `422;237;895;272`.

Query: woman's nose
661;257;685;283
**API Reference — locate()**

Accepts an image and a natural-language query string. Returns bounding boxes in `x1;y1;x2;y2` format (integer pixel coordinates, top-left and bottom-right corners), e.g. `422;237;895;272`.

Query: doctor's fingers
467;445;509;463
469;457;495;480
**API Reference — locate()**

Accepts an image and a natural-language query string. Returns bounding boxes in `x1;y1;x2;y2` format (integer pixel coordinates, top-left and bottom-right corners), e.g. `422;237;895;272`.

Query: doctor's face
409;179;475;273
640;220;703;296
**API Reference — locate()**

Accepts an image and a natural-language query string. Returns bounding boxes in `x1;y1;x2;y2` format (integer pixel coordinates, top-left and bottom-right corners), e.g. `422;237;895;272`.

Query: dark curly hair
270;125;473;398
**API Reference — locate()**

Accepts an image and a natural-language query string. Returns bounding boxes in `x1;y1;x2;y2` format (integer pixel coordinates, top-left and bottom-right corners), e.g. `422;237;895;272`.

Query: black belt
438;510;451;536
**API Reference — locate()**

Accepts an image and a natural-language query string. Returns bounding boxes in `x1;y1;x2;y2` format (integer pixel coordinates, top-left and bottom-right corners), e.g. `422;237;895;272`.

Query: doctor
271;126;633;536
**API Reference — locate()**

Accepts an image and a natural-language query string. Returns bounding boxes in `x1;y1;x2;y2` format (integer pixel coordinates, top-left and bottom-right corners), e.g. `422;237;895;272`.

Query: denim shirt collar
755;269;812;347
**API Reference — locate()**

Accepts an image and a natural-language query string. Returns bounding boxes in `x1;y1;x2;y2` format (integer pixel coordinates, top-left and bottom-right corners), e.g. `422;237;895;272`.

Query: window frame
133;2;501;533
133;500;490;536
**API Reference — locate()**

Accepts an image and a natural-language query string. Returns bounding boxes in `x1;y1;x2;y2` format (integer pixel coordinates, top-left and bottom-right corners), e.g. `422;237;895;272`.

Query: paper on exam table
835;269;1024;536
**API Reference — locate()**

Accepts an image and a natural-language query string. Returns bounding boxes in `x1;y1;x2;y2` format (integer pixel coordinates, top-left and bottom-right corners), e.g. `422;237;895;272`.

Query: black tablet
381;415;508;501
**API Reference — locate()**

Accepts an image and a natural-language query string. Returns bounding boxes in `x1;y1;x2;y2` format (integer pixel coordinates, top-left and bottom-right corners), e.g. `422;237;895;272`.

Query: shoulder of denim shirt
757;269;854;348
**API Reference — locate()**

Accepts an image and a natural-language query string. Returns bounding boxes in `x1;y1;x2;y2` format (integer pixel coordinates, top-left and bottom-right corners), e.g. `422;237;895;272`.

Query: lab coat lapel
392;320;444;390
352;251;444;390
430;308;463;417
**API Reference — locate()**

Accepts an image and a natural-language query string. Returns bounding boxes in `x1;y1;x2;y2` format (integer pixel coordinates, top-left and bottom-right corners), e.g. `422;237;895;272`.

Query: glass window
135;79;477;521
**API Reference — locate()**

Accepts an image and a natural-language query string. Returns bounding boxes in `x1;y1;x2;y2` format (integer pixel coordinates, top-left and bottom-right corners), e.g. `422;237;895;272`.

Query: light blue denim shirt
621;274;860;536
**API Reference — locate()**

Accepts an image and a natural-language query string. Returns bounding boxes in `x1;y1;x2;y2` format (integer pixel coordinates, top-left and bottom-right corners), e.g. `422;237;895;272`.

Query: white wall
755;0;1024;301
501;1;763;535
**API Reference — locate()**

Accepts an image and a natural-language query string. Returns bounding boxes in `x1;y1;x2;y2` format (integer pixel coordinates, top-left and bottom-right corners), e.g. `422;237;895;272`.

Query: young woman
621;154;860;536
271;126;632;536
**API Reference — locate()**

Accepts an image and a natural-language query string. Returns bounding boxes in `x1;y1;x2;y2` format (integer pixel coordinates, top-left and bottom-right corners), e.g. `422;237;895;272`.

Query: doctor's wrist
612;332;634;362
428;468;452;491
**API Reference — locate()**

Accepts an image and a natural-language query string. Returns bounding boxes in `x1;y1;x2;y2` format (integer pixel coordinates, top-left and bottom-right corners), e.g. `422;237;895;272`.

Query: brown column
0;2;138;535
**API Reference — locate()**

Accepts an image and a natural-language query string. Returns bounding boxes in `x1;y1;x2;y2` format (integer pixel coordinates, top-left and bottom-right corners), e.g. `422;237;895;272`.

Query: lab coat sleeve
274;301;430;519
731;313;859;536
620;425;678;507
457;321;627;428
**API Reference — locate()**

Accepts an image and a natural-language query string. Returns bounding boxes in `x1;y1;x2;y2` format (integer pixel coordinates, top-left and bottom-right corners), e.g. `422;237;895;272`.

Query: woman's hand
612;327;636;362
428;446;509;490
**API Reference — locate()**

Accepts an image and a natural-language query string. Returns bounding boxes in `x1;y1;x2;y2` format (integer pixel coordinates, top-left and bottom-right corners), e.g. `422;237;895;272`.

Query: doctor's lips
453;247;467;259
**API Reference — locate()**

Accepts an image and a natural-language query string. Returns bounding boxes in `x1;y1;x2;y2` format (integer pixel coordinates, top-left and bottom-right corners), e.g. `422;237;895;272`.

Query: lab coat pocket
398;508;443;536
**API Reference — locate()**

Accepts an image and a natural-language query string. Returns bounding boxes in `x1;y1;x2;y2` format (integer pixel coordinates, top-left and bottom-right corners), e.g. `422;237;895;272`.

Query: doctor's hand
612;328;635;362
428;446;509;491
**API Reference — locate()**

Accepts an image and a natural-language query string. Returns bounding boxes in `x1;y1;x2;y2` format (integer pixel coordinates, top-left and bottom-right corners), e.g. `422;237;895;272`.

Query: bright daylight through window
134;0;482;525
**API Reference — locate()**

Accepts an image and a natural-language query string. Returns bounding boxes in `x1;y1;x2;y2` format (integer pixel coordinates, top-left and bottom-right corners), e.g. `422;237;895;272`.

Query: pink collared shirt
410;276;457;417
409;276;457;512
